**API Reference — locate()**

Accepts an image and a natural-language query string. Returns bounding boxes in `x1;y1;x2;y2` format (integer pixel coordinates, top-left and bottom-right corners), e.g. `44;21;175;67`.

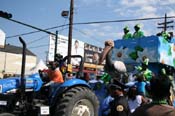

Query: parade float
112;35;175;73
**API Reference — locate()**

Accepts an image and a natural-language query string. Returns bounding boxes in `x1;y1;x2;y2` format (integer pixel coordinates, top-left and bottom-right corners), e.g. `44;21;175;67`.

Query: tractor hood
0;74;43;94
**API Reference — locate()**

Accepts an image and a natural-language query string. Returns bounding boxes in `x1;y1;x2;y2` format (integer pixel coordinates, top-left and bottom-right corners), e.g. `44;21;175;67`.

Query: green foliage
162;37;168;44
135;46;144;52
167;45;172;56
129;51;138;60
101;73;111;84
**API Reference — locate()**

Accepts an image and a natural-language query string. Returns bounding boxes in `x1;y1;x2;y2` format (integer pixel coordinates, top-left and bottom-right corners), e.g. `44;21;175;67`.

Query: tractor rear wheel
54;86;99;116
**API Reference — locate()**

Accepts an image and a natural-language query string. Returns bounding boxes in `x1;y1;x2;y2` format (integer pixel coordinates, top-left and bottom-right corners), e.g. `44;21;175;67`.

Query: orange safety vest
48;69;64;83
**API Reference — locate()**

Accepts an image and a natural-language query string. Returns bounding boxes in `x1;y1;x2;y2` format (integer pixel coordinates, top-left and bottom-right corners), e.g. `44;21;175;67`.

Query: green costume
122;26;132;39
161;31;170;41
143;69;152;81
136;67;152;82
133;31;144;38
161;68;175;93
136;58;152;81
133;24;144;39
101;73;111;84
123;33;132;39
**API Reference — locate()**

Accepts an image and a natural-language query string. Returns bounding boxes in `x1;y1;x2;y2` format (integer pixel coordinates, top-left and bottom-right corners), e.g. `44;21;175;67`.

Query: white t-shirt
128;95;142;113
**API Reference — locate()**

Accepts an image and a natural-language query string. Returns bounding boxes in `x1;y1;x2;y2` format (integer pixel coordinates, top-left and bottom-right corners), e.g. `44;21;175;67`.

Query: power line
27;27;70;49
29;27;104;49
27;27;69;46
8;18;55;35
74;16;175;25
6;16;175;39
73;27;103;45
6;24;69;39
27;35;49;45
6;30;44;39
58;17;68;35
28;43;50;49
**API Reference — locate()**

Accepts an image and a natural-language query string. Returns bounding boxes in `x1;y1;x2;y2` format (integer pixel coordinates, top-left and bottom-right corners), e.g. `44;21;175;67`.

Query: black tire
54;86;99;116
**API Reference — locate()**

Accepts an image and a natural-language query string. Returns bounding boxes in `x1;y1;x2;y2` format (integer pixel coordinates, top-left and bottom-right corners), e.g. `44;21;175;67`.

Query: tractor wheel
54;86;99;116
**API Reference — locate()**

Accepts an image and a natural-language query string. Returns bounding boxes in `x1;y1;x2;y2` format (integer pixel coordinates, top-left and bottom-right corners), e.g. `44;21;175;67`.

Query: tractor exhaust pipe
19;37;26;100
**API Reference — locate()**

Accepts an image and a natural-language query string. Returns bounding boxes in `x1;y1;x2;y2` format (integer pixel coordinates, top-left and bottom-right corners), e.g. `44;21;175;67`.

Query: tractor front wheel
54;86;99;116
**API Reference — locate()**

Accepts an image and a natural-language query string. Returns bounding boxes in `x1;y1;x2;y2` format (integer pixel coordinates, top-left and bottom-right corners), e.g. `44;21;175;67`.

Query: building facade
0;44;37;78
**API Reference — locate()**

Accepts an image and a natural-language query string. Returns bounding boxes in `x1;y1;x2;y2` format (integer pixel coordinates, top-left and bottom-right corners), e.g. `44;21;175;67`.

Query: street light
0;11;12;19
61;11;69;18
0;10;55;35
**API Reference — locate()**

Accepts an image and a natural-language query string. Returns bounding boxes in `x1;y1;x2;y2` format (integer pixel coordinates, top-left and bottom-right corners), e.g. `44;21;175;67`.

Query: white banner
48;34;85;65
48;34;55;61
57;35;68;57
0;29;5;48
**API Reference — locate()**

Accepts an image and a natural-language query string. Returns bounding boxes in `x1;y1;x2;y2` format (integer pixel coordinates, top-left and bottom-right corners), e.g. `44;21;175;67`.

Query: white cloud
120;0;154;7
80;0;101;5
82;26;119;39
78;0;111;6
113;9;126;16
113;1;159;18
89;24;101;27
141;13;159;18
167;11;175;16
158;0;175;5
130;5;158;18
101;25;113;31
141;5;157;13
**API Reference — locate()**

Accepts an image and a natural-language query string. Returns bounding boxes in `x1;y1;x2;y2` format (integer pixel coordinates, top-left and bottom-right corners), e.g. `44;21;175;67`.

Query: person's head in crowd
134;24;141;32
96;75;102;80
49;61;58;70
128;85;137;100
109;84;124;97
136;73;145;82
84;72;90;82
55;53;63;63
123;26;130;34
150;76;171;100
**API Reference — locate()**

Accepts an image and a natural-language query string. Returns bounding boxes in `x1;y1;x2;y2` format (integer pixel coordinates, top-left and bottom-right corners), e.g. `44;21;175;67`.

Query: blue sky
0;0;175;61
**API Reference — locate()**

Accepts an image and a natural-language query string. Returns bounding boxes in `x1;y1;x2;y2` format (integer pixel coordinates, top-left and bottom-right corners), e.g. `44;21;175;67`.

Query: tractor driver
44;61;64;97
47;61;64;83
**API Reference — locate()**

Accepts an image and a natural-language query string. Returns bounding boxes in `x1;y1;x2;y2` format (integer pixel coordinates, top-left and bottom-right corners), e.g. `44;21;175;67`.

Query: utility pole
157;13;174;32
54;30;58;61
67;0;74;64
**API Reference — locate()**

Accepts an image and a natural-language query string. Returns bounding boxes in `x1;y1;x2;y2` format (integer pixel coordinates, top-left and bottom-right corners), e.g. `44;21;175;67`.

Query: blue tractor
0;37;99;116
